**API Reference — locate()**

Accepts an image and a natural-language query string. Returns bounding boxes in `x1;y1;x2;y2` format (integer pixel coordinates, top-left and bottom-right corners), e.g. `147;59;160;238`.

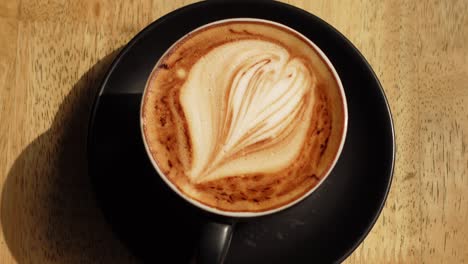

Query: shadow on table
0;48;138;264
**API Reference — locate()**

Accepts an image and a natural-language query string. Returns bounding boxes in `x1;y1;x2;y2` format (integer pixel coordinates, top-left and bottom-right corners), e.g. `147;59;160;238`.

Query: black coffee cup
140;18;348;264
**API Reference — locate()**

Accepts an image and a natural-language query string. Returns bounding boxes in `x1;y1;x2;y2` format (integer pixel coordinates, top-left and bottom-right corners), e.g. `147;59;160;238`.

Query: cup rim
140;18;348;218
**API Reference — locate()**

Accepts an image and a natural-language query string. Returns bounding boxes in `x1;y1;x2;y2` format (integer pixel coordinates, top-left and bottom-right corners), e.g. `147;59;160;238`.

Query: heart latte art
182;40;314;183
142;21;346;212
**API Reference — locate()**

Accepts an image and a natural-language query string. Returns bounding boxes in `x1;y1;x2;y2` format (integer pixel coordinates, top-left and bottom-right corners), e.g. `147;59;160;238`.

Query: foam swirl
180;39;316;183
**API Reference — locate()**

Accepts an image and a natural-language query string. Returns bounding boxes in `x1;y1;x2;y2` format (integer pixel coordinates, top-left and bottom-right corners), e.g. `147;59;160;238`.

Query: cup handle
196;221;234;264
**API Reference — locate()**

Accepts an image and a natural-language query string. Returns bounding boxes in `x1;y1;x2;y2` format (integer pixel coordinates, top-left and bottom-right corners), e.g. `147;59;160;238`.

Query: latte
141;20;346;212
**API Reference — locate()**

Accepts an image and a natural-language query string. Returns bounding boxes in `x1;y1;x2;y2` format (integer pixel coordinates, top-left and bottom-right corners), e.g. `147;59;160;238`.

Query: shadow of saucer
1;49;138;264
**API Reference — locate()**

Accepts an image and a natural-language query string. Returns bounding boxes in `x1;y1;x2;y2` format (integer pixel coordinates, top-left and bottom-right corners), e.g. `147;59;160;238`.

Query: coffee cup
140;18;347;264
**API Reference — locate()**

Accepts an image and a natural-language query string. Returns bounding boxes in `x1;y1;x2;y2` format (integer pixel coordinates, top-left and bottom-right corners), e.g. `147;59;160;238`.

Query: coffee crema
141;20;346;212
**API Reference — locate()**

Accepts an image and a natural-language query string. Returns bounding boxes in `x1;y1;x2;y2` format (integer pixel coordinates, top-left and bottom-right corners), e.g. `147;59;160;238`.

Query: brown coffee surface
141;20;346;212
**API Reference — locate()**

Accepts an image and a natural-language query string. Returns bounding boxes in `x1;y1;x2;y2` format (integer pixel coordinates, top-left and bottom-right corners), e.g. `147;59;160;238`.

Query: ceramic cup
140;18;348;264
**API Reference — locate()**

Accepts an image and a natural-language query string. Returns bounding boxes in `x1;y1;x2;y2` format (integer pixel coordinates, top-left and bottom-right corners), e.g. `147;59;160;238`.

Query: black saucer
87;1;395;263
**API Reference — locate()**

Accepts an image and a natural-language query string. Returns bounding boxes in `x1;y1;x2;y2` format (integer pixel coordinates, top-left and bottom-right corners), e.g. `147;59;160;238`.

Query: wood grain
0;0;467;263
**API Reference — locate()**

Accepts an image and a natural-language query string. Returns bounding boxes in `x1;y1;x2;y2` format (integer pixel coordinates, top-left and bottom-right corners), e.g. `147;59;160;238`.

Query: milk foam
179;39;317;183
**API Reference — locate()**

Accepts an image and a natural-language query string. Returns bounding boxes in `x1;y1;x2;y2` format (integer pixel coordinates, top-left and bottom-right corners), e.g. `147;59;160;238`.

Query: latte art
181;40;316;183
141;20;346;212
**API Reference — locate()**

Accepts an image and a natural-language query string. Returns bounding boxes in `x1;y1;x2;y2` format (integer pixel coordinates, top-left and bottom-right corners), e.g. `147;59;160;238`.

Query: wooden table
0;0;467;263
